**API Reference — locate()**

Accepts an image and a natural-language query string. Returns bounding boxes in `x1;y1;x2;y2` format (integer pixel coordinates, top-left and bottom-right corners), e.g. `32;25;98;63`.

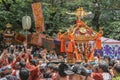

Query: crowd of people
0;43;120;80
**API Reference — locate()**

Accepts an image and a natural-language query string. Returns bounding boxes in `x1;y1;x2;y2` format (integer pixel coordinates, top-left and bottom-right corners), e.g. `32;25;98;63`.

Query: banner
95;44;120;59
32;2;45;32
102;44;120;59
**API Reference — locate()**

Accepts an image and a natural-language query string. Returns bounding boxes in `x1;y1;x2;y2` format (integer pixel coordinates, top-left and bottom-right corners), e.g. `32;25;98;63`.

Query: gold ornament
79;27;87;33
6;23;12;28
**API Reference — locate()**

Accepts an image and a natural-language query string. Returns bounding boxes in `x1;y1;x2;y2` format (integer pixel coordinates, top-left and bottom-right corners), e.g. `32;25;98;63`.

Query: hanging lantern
22;16;31;30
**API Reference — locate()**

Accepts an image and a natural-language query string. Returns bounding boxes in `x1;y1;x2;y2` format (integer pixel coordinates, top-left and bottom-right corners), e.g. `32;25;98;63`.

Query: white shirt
102;72;112;80
0;77;7;80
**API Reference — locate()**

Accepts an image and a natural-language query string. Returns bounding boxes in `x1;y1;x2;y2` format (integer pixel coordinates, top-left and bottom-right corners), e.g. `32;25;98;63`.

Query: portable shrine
58;7;103;63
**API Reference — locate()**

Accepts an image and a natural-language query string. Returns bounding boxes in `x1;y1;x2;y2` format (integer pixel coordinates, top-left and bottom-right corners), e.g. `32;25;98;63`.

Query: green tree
0;0;120;40
98;0;120;40
0;0;33;32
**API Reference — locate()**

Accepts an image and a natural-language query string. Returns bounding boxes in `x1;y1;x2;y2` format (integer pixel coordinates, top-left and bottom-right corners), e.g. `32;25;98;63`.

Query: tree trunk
92;11;101;30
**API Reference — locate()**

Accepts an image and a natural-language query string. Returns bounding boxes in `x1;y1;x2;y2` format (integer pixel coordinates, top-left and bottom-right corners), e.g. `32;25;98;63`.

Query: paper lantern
22;16;31;30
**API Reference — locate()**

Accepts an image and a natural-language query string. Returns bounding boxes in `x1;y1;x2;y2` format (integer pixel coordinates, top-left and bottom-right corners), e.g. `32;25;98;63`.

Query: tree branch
2;0;11;11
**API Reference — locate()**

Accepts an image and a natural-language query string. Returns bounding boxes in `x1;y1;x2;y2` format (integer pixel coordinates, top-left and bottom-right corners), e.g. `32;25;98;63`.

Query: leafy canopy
0;0;120;40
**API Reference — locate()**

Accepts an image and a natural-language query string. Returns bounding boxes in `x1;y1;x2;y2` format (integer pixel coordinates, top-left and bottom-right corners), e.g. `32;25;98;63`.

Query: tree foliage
0;0;120;40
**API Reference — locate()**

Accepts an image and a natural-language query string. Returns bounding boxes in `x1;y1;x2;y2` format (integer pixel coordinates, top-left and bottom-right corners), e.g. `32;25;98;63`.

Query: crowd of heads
0;44;120;80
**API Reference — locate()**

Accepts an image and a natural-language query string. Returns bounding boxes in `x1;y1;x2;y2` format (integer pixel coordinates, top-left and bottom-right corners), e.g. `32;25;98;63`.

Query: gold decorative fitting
99;27;104;35
74;7;90;19
3;34;14;37
79;27;87;33
6;23;12;28
76;7;83;11
74;35;97;41
66;7;89;20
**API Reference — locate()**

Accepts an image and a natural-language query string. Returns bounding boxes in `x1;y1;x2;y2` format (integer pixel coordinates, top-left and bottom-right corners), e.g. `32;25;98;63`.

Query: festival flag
32;2;45;32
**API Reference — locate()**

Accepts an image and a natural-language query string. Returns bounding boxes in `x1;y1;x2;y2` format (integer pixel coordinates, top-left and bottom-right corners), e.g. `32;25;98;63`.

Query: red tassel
60;39;65;52
96;33;102;50
74;48;82;62
67;42;73;52
88;52;94;62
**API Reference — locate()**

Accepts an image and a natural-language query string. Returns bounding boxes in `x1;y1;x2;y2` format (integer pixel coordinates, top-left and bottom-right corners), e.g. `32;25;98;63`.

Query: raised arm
0;49;7;60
